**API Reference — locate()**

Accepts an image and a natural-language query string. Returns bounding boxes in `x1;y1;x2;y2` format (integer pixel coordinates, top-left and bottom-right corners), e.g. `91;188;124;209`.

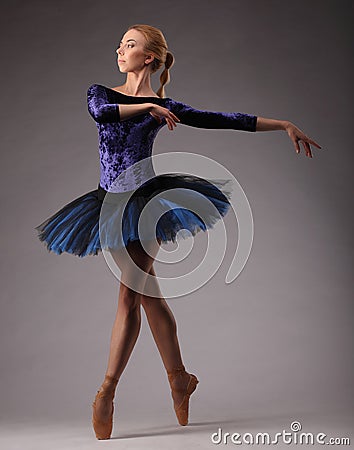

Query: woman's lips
118;60;125;63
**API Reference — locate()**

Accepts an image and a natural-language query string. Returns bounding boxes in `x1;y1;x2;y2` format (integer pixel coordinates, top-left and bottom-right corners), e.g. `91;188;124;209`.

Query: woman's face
116;29;153;73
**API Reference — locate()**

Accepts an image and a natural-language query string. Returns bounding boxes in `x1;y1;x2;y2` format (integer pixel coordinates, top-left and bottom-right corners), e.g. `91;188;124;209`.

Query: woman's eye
117;43;134;50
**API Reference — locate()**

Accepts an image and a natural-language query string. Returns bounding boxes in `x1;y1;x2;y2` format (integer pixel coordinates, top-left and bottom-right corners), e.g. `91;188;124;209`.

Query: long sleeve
87;84;120;124
169;98;257;132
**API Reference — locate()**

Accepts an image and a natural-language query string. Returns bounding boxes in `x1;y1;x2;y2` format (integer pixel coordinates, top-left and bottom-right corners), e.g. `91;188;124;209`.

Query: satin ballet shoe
167;364;199;426
92;374;119;440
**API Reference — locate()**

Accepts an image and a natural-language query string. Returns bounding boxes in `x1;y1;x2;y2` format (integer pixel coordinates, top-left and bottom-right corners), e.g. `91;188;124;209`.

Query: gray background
0;0;353;448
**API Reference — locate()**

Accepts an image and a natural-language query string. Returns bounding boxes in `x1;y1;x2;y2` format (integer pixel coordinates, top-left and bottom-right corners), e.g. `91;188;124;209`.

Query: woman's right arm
87;84;154;123
119;103;154;121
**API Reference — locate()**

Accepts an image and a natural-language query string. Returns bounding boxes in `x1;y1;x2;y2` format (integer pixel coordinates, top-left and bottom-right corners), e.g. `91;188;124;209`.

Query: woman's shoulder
87;83;106;99
87;83;105;93
87;83;177;102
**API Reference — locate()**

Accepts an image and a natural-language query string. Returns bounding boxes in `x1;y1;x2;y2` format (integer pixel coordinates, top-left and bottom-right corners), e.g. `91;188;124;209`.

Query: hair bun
165;51;174;70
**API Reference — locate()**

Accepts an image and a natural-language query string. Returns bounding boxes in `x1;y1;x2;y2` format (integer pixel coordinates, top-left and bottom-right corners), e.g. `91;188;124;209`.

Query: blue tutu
35;173;233;258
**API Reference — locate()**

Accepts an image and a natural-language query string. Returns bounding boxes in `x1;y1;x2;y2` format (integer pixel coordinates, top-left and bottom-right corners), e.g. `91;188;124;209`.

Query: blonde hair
127;24;174;98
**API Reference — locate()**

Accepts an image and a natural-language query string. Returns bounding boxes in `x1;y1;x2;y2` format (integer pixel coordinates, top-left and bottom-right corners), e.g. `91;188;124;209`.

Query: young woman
35;24;321;440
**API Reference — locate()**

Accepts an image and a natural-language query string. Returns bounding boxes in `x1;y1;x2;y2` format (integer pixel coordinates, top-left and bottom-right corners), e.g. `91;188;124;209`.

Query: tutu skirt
35;173;233;258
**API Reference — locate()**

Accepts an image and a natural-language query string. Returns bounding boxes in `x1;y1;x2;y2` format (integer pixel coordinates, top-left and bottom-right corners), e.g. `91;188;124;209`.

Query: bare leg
94;239;160;421
140;265;183;369
140;264;192;409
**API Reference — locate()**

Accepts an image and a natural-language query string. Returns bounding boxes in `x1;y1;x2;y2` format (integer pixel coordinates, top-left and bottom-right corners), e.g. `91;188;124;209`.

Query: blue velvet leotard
35;84;258;257
87;84;257;191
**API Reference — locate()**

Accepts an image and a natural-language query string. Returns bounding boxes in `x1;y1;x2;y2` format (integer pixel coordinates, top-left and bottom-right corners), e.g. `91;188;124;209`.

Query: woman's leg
140;265;182;369
140;264;192;409
94;239;160;421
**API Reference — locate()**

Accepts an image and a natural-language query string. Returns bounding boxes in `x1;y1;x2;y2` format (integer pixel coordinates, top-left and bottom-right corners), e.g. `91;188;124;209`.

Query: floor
1;410;352;449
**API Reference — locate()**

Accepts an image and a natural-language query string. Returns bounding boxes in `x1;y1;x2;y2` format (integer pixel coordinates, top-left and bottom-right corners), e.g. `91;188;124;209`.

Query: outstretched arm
149;101;322;158
165;99;258;132
256;117;322;158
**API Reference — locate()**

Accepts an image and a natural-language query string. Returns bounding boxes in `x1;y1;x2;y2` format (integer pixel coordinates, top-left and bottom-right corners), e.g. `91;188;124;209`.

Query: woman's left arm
166;98;258;131
166;99;322;158
256;116;322;158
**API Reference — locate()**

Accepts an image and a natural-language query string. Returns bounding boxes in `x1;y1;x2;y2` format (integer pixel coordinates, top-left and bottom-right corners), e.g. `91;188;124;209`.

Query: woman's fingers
163;108;180;131
166;112;180;130
150;113;180;131
290;124;322;158
166;117;176;131
150;105;180;129
170;112;181;123
307;137;321;149
166;113;181;131
304;141;312;158
294;139;312;157
167;118;173;130
295;137;323;158
295;139;301;154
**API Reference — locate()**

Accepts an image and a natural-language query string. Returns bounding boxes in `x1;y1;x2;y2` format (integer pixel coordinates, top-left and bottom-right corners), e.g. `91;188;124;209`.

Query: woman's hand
284;121;322;158
149;104;180;130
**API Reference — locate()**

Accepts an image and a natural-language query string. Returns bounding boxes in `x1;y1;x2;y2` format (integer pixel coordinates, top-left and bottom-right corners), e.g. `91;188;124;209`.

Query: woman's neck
120;72;156;97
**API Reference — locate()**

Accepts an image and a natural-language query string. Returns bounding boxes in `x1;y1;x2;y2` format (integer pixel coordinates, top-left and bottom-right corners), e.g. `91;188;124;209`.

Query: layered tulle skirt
35;173;233;257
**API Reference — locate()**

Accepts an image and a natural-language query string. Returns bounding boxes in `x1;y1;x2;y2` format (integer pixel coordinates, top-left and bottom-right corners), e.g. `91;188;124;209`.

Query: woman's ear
145;54;154;64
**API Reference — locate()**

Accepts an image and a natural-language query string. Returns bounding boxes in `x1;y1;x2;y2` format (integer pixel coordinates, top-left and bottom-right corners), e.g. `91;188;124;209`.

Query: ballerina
35;23;321;440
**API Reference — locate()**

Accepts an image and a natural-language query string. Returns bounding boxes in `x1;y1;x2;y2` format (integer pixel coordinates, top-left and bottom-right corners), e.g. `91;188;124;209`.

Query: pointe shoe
92;374;119;440
167;364;199;426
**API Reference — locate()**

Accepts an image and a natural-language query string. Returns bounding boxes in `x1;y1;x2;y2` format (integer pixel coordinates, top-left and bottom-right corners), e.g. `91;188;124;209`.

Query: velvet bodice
87;84;257;191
